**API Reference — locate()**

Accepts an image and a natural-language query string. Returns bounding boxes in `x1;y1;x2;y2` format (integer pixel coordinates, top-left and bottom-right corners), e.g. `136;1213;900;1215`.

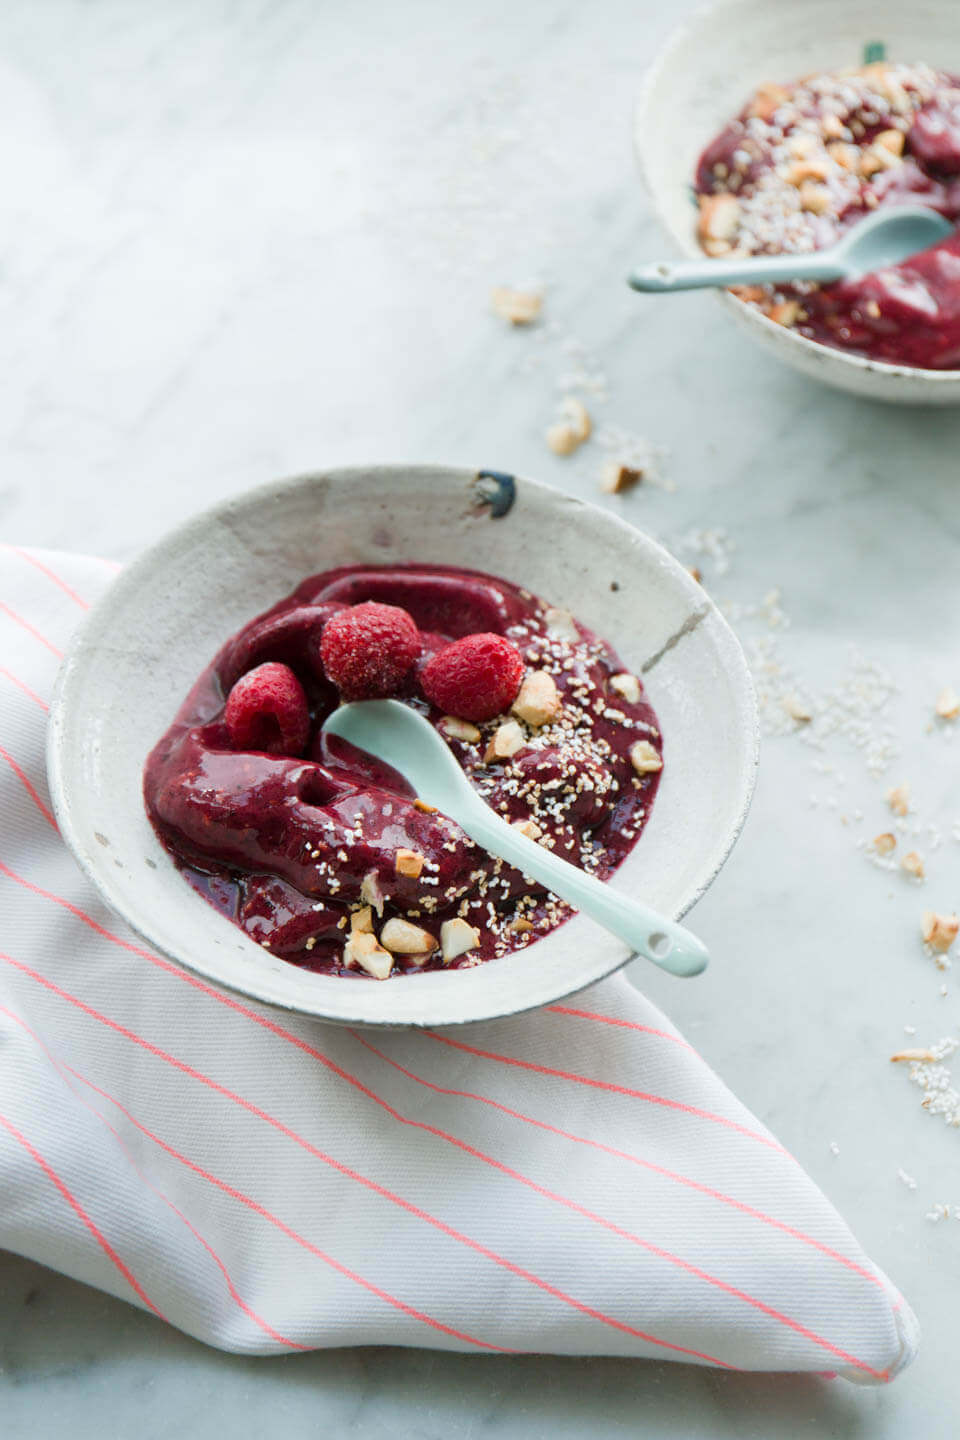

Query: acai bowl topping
144;565;663;980
695;60;960;368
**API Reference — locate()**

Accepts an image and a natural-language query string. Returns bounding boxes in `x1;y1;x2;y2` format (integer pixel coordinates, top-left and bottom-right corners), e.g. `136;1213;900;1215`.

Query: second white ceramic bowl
47;465;758;1028
635;0;960;404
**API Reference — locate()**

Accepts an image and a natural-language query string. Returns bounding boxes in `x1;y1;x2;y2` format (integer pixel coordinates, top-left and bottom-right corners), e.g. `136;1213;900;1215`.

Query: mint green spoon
628;204;951;294
323;700;708;978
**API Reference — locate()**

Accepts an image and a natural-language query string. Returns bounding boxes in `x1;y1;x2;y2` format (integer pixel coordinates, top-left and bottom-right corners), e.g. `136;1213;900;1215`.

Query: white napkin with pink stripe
0;545;918;1380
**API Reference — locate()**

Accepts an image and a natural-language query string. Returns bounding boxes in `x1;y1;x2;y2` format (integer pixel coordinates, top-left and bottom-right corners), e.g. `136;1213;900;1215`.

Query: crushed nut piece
414;798;437;813
511;817;543;841
360;869;386;916
782;694;812;724
873;832;896;856
491;286;542;325
350;905;374;933
799;181;830;214
901;851;925;880
546;397;592;456
485;719;525;763
747;82;789;120
395;848;425;879
826;140;857;170
600;461;644;494
440;917;481;964
890;1048;938;1063
513;670;561;727
922;911;959;953
439;715;482;743
697;192;741;256
630;739;663;775
344;930;393;980
886;782;910;817
822;114;846;139
785;158;830;186
380;917;436;955
610;672;641;705
544;606;579;642
510;917;534;933
935;687;960;721
770;300;801;328
875;128;905;157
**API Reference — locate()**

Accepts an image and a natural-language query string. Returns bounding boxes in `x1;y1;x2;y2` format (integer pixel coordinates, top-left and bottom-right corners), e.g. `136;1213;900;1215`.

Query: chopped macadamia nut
484;719;525;763
748;82;789;120
697;193;740;255
601;461;644;494
546;397;592;456
630;740;662;775
350;905;374;933
901;851;925;880
413;798;437;813
886;783;910;817
874;128;905;156
770;300;801;328
512;670;561;727
826;140;858;169
491;286;542;325
344;930;393;980
395;848;425;879
799;182;830;214
782;694;812;723
935;687;960;721
785;159;830;186
873;832;896;856
439;715;482;743
511;818;543;841
922;911;959;953
544;606;579;642
360;869;386;915
510;917;534;933
441;917;481;964
610;672;641;705
380;918;436;955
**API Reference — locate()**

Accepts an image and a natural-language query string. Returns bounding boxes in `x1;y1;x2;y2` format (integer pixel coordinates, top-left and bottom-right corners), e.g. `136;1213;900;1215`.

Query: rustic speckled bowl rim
634;0;960;398
47;465;759;1028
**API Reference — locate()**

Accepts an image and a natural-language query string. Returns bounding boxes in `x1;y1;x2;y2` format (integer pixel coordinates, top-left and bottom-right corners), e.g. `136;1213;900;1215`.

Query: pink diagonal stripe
0;856;782;1161
66;1066;511;1354
351;1032;883;1289
0;601;63;658
0;1002;307;1351
424;1032;785;1152
546;1004;691;1047
6;547;90;609
0;1108;166;1320
0;745;57;829
0;668;49;712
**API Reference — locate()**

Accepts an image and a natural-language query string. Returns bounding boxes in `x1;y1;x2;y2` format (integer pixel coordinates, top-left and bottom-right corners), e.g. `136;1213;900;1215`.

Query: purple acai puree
694;61;960;368
144;564;663;978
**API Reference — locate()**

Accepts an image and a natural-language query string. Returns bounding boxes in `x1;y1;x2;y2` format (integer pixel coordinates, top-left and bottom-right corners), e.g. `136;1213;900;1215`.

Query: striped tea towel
0;545;918;1380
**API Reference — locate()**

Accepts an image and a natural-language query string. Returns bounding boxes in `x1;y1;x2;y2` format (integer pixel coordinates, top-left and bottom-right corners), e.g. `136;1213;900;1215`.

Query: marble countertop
2;1;959;1435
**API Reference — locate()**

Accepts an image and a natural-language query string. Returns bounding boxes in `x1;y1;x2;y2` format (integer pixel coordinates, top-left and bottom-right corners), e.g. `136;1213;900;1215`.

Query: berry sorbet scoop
324;701;709;978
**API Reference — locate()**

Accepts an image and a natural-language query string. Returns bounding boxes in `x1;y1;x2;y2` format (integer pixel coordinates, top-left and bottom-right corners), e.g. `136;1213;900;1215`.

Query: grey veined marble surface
2;0;960;1436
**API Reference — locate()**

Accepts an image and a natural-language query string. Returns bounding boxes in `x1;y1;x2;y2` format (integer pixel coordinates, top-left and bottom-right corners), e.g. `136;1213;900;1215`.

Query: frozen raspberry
224;662;310;756
319;601;420;700
420;633;525;722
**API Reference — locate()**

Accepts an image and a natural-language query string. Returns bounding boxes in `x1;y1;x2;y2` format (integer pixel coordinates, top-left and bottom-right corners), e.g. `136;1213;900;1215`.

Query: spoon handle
457;794;708;977
628;252;845;293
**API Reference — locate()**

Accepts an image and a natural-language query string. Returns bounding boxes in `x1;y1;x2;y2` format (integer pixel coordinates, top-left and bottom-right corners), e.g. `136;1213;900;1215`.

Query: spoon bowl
628;205;953;294
323;701;710;978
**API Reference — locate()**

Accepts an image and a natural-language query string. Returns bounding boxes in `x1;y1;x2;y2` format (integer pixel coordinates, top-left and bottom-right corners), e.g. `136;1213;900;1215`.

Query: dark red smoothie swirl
144;565;663;978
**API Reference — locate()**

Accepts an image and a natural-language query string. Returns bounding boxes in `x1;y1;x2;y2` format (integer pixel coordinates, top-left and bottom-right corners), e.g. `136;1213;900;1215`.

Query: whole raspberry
319;601;420;700
420;633;525;722
225;662;310;756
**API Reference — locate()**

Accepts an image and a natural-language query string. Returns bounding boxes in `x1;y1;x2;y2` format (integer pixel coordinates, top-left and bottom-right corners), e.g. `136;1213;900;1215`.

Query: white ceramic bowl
635;0;960;404
47;465;757;1028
